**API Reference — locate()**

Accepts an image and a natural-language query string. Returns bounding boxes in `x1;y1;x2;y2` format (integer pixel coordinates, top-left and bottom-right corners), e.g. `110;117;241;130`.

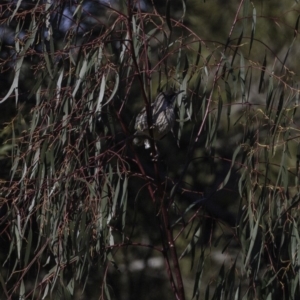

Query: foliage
1;0;300;299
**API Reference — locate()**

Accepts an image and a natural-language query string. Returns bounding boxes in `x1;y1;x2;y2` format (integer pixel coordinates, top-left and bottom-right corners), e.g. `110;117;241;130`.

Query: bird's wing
134;103;156;131
151;93;165;116
134;107;147;131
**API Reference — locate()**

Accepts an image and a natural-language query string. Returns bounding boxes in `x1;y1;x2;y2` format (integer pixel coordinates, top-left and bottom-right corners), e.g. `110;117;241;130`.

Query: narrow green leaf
166;0;172;34
244;205;263;266
258;53;267;94
19;280;25;298
296;143;300;187
104;277;112;300
281;37;296;73
205;284;210;300
242;0;250;29
294;15;300;38
24;227;32;267
249;7;256;54
195;41;202;67
8;0;22;22
231;30;243;67
240;53;246;102
14;222;22;260
67;278;75;295
72;55;89;97
180;225;201;262
42;282;50;299
182;54;189;80
225;81;232;130
112;177;120;215
214;233;224;248
266;272;280;288
273;90;284;134
72;2;82;17
103;72;119;107
192;250;205;298
2;18;38;104
43;46;53;79
96;75;106;118
218;144;241;190
180;0;186;19
209;95;223;144
234;283;241;300
266;73;274;112
227;259;237;298
293;88;299;117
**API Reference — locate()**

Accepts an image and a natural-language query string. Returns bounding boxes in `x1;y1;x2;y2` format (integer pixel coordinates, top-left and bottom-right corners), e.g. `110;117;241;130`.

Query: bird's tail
133;133;151;149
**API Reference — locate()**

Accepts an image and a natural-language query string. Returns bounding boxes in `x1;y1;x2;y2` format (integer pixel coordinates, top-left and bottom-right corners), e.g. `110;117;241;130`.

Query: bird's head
163;90;185;104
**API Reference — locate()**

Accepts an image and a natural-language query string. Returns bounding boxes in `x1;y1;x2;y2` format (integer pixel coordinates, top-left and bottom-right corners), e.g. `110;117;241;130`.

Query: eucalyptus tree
1;1;300;299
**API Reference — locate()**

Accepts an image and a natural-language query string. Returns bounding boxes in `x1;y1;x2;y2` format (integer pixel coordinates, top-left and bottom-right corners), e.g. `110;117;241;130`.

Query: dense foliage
1;0;300;299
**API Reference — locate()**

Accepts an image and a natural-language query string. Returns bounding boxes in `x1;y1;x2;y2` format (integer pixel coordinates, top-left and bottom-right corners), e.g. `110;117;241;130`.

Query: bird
133;90;184;149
